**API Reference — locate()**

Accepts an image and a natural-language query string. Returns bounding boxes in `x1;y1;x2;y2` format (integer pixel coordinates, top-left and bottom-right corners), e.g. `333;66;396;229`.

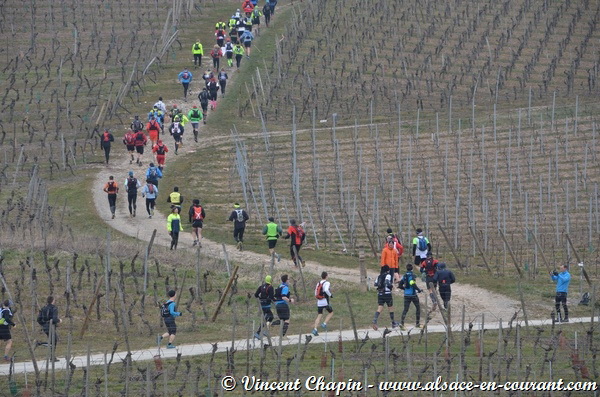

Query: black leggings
555;292;568;319
401;295;421;324
220;80;226;95
102;144;111;163
193;54;202;66
145;198;156;215
127;193;137;214
290;244;303;265
170;232;179;250
236;54;243;68
182;82;189;98
234;227;245;242
107;194;117;214
212;57;220;69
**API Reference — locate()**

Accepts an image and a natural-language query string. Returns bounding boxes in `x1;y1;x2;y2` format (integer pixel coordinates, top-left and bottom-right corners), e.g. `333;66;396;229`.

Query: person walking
152;139;169;171
169;118;185;155
131;115;145;133
240;30;255;58
100;129;114;164
123;129;136;165
233;43;244;68
141;179;158;218
124;171;141;217
254;275;275;339
433;263;455;310
134;129;148;166
272;274;294;338
103;176;119;219
268;0;278;15
192;40;204;67
167;186;184;210
207;77;220;111
262;2;272;27
167;206;183;250
412;228;431;265
224;38;234;67
262;217;282;261
198;87;210;124
36;296;62;361
285;219;306;267
178;68;193;101
311;272;333;336
372;265;397;330
187;105;203;142
399;264;423;330
218;68;228;97
381;239;399;282
0;300;15;362
228;203;249;250
188;199;206;247
145;162;163;187
551;264;571;322
159;290;182;349
420;252;440;314
210;45;222;71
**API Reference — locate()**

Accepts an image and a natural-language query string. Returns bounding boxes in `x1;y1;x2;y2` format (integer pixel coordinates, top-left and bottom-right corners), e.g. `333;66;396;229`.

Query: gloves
552;270;558;276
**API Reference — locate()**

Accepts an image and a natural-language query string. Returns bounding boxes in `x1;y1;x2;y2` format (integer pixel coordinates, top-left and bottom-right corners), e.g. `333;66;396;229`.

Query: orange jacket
103;181;119;194
380;246;398;269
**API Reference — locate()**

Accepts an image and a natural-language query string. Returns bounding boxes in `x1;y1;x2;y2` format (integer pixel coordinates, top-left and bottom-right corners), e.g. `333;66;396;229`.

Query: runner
124;171;141;217
167;186;184;210
420;252;440;312
233;42;244;68
218;68;228;97
210;45;222;71
228;203;249;250
311;272;333;336
198;88;209;124
168;104;182;123
262;216;282;261
381;239;399;282
146;115;161;147
372;265;397;330
229;24;239;45
433;263;455;309
202;69;213;88
240;30;255;58
0;300;15;362
399;264;423;330
36;296;62;361
169;117;185;155
262;2;272;27
122;129;136;165
254;275;274;340
145;162;163;187
224;38;234;67
207;76;220;111
215;21;227;31
187;105;203;142
131;115;144;133
177;68;193;101
153;97;167;114
159;290;182;349
192;40;204;68
152;139;169;171
268;0;278;15
272;274;294;337
100;129;114;164
134;129;148;166
285;219;306;267
412;228;431;265
242;0;254;16
141;179;158;218
214;28;226;48
167;206;183;250
551;264;571;322
103;176;119;219
251;7;262;35
188;199;205;247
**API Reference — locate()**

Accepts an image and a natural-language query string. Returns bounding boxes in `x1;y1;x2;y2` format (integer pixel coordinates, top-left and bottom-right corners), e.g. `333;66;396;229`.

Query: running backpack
191;109;200;119
417;237;428;251
36;306;51;326
225;43;233;52
258;284;271;300
294;226;305;244
315;281;325;299
149;168;158;183
423;258;437;277
156;145;166;155
193;206;204;220
148;184;155;194
375;274;387;292
107;181;116;192
235;209;245;222
0;308;9;325
132;120;144;131
579;292;591;306
127;177;138;192
194;43;201;51
182;71;189;79
161;301;173;318
199;91;209;104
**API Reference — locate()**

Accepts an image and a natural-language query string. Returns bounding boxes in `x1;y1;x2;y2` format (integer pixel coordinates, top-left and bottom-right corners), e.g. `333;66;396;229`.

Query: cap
193;105;198;108
268;216;274;222
128;171;133;176
438;262;446;269
149;162;155;167
234;203;240;208
173;104;178;108
157;139;162;144
265;275;272;284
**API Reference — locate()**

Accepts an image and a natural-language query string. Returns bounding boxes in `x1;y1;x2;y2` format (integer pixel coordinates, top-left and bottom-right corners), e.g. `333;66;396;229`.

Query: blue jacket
165;300;181;317
178;70;193;83
399;271;422;296
551;271;571;293
146;166;163;181
240;31;254;43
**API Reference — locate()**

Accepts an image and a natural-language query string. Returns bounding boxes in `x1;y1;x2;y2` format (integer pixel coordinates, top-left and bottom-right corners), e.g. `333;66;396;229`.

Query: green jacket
192;42;204;55
262;222;282;240
188;108;203;122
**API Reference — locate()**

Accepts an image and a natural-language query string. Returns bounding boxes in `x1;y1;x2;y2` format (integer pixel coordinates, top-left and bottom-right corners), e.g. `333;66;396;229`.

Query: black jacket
38;304;60;330
433;269;455;289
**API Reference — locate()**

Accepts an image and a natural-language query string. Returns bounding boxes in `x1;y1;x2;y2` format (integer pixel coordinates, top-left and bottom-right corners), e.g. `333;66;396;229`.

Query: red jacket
134;131;148;146
123;131;136;146
242;0;254;13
